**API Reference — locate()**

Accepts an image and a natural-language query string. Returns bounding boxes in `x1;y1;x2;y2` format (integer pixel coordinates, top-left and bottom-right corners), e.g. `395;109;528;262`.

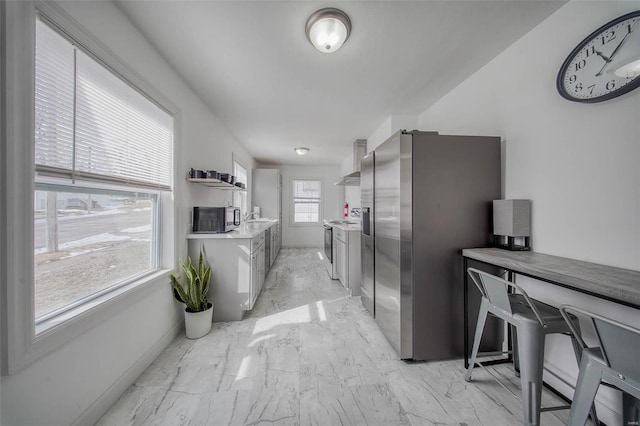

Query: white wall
418;1;640;423
366;116;393;152
365;114;419;153
260;165;342;247
0;1;255;425
338;114;420;218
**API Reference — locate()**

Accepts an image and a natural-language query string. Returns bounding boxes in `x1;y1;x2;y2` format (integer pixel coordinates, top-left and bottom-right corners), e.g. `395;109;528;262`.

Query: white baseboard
71;320;183;426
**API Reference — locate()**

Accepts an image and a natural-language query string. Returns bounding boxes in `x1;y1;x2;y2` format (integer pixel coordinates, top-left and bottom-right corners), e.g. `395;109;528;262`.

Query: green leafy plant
170;250;212;312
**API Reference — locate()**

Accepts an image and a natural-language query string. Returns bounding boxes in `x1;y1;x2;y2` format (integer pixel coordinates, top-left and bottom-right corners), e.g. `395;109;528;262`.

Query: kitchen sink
329;220;358;225
246;218;272;223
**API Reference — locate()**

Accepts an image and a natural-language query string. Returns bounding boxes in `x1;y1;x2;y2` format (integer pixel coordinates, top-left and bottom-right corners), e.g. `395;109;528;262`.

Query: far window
292;179;322;224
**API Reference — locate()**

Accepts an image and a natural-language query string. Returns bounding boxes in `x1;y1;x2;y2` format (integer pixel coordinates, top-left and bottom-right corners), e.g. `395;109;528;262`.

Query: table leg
464;256;469;369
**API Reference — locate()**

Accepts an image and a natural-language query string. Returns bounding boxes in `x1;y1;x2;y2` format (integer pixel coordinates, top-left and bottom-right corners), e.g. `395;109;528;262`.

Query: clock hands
594;49;611;62
596;20;639;77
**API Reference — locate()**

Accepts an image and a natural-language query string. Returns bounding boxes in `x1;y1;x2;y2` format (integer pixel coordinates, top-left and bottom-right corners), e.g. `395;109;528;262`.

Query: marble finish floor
97;248;578;426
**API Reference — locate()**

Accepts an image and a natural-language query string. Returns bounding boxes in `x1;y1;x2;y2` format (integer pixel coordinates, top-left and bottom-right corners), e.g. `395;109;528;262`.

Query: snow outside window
292;179;322;224
33;18;172;326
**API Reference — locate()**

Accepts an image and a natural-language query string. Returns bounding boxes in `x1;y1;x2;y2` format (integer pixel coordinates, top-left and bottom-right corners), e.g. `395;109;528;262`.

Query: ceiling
115;1;565;166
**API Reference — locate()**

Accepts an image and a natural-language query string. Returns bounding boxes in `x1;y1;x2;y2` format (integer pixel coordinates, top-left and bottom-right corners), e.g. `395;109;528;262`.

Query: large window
292;179;322;224
33;18;173;325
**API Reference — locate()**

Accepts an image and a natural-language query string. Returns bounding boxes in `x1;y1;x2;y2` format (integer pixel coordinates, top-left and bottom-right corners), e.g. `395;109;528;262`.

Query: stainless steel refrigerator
361;130;501;361
361;152;375;316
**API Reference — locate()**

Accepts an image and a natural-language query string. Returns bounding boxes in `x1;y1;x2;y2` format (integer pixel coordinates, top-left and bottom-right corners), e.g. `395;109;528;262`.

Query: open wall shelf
186;178;246;191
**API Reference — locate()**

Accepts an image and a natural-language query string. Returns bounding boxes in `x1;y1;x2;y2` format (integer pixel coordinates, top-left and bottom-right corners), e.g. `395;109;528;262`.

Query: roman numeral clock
557;10;640;103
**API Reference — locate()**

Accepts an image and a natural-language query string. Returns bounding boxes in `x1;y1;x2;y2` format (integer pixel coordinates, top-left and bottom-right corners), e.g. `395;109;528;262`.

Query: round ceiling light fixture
305;8;351;54
294;147;310;156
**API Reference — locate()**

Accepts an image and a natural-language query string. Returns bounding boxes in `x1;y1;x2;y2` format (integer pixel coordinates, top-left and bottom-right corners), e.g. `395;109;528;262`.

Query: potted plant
170;250;213;339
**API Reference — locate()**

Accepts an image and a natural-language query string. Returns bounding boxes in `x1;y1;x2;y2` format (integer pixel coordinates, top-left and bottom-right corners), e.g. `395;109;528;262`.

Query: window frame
290;177;323;227
232;158;248;217
32;179;161;328
1;1;181;375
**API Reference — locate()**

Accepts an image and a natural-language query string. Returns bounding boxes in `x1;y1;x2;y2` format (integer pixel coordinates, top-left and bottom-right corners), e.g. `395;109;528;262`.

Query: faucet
243;211;260;222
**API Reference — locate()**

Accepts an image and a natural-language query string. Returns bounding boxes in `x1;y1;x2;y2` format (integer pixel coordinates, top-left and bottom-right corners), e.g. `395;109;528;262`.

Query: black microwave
192;207;241;233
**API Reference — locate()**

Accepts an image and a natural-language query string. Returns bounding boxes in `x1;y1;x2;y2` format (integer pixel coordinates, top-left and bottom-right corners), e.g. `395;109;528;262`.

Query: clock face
557;11;640;103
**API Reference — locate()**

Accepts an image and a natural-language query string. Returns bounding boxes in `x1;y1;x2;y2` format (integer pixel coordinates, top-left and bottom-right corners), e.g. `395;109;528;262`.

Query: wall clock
557;10;640;103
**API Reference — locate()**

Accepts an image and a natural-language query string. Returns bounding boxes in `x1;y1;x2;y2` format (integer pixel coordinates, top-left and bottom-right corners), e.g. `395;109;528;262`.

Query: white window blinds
34;21;75;171
35;19;173;190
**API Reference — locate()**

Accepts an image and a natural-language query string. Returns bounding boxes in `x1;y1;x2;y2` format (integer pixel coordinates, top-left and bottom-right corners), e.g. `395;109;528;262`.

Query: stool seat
510;295;576;337
465;268;582;426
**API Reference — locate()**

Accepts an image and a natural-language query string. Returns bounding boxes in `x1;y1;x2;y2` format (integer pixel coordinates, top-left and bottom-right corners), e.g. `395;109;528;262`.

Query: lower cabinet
336;238;347;284
333;226;362;296
188;231;266;322
271;222;281;266
250;241;265;308
270;230;277;267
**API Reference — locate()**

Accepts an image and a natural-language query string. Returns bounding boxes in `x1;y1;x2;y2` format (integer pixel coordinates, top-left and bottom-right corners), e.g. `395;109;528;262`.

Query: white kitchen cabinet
252;169;282;259
249;231;266;310
188;230;266;321
336;238;346;284
333;225;361;296
270;223;278;267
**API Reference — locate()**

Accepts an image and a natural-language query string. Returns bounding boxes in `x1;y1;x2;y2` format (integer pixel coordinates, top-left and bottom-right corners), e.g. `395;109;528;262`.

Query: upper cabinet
252;169;282;254
252;169;282;220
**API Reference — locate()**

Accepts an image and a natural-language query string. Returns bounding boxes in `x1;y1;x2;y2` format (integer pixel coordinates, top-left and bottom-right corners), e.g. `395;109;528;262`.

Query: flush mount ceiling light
294;147;310;156
305;8;351;53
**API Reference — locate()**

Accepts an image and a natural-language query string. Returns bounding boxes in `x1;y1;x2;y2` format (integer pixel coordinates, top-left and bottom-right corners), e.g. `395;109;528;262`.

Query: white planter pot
184;303;213;339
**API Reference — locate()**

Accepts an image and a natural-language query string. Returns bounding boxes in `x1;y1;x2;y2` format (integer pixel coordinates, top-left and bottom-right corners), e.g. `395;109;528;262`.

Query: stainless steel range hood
335;139;367;186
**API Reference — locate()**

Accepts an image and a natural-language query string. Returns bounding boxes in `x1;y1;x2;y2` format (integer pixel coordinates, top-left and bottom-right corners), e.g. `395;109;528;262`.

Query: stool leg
512;326;520;377
568;356;603;426
516;323;545;426
465;298;489;382
569;335;600;425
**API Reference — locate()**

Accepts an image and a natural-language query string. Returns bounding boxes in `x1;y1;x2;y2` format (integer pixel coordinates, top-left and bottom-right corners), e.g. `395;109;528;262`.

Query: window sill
3;268;173;375
36;268;172;336
290;222;322;227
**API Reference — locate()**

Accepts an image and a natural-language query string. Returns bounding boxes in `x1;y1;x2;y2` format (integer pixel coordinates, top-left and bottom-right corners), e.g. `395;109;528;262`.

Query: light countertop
324;219;361;232
462;247;640;308
188;219;278;239
333;223;361;232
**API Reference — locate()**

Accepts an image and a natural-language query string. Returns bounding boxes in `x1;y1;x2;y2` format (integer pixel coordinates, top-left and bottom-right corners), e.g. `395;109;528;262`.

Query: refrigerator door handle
362;207;371;236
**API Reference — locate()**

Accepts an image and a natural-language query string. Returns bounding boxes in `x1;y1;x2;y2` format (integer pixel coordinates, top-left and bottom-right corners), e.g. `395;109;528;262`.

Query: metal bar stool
465;267;581;426
560;305;640;426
